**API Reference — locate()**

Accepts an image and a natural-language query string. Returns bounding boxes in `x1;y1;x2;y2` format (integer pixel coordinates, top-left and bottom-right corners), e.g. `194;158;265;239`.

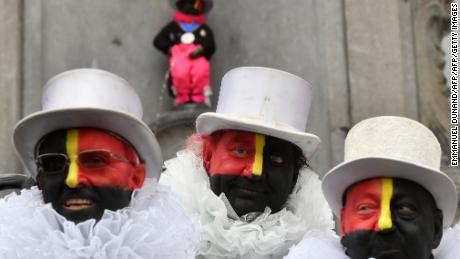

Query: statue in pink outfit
154;0;215;105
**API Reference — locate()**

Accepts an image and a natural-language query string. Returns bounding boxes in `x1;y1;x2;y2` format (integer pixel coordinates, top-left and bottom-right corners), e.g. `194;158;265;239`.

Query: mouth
233;185;269;197
63;198;94;211
380;248;402;254
374;247;403;258
238;187;259;194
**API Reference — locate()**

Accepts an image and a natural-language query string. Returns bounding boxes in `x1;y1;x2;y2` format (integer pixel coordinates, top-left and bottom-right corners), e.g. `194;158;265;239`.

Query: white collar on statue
0;178;201;259
160;149;335;259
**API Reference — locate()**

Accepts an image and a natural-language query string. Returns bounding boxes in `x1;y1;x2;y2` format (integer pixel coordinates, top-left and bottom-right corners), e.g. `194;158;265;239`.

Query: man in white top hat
160;66;334;258
0;69;200;258
285;116;459;259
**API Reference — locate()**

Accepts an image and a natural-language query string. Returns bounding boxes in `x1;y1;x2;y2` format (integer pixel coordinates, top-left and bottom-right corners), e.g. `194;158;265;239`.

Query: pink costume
154;7;215;105
170;42;210;104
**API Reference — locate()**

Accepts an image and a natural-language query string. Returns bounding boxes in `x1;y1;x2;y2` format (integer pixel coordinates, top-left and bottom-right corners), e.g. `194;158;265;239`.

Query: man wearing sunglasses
34;128;146;223
160;67;334;258
0;69;199;258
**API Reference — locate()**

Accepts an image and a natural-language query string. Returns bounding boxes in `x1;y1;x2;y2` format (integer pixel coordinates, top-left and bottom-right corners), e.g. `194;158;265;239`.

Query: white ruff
160;150;334;259
284;231;349;259
287;227;460;259
434;224;460;259
0;179;201;259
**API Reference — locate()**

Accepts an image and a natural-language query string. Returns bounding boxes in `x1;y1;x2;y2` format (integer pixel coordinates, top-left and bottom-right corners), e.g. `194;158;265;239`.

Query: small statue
154;0;215;106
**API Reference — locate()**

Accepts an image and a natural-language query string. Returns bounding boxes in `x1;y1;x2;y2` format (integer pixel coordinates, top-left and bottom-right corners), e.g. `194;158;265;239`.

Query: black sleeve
153;22;177;55
199;25;216;59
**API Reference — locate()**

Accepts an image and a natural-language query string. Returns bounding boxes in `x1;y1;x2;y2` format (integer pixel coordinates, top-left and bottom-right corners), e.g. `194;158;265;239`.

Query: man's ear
432;208;443;248
202;136;214;173
130;164;146;189
340;208;346;237
36;172;43;190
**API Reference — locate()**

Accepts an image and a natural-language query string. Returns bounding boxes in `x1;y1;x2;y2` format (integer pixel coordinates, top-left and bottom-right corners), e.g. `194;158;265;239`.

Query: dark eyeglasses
35;149;139;174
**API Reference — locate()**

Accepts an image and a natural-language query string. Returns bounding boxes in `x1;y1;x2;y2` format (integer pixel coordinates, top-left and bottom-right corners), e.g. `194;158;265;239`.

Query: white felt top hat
13;69;162;179
196;66;320;159
322;116;458;227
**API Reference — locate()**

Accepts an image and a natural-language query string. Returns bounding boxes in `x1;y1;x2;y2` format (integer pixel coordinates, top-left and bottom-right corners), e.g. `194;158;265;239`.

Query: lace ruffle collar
0;179;200;259
434;224;460;259
160;150;334;259
286;225;460;259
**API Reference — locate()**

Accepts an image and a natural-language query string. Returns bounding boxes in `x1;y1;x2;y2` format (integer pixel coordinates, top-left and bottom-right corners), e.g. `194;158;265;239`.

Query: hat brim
13;108;162;179
322;157;458;227
196;112;321;159
169;0;213;13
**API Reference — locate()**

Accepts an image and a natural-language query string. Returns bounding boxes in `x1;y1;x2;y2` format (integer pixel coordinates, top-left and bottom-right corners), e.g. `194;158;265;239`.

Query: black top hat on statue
169;0;213;14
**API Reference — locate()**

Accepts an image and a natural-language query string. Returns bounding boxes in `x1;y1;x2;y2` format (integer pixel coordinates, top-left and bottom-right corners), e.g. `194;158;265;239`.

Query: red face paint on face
204;130;265;177
36;128;147;223
340;178;443;259
65;129;145;190
203;130;300;217
340;178;394;236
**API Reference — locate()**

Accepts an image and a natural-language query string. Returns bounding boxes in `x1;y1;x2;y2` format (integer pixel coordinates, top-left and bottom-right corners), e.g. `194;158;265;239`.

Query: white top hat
322;116;458;227
13;69;163;179
196;66;320;159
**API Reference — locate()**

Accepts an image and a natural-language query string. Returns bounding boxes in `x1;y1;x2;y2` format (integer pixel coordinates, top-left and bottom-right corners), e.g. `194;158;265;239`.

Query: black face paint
36;130;133;224
209;136;301;217
40;181;132;223
341;178;443;259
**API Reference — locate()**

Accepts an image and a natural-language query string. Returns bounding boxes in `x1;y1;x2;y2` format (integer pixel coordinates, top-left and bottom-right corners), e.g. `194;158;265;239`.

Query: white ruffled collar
160;150;334;259
286;226;460;259
434;224;460;259
0;179;201;259
284;231;349;259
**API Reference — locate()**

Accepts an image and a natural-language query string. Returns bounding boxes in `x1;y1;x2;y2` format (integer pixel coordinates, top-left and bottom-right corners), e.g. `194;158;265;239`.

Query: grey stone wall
0;1;456;220
21;0;347;176
0;0;22;175
345;0;419;123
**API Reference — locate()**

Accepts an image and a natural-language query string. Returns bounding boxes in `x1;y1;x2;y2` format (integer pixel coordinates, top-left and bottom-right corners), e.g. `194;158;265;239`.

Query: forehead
36;128;128;153
346;178;381;196
217;130;255;144
215;130;294;147
344;177;436;204
391;178;435;202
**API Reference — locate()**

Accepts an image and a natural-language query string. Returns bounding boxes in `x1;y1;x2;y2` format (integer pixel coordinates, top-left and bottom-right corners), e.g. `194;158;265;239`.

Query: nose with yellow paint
65;129;79;188
251;134;265;176
377;178;394;231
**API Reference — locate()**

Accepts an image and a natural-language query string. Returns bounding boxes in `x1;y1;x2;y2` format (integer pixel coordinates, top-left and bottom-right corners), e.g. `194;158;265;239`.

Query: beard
341;230;433;259
209;174;271;216
43;184;132;224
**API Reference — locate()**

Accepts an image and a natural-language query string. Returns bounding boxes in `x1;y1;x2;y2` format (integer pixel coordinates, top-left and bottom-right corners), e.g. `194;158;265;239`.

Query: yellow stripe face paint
251;134;265;176
65;129;79;188
341;177;395;235
377;178;393;231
